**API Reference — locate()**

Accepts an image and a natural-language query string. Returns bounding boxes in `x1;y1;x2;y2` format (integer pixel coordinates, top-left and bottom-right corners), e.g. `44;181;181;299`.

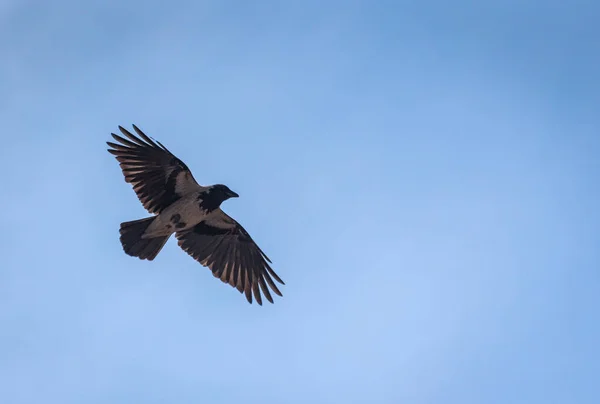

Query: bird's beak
228;190;239;198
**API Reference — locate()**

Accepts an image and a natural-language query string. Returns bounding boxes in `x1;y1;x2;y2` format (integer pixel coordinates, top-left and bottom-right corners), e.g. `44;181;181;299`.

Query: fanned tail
119;217;170;260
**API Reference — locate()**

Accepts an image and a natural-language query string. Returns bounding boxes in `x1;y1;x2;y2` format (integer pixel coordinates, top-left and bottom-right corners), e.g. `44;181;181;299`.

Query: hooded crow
106;124;284;305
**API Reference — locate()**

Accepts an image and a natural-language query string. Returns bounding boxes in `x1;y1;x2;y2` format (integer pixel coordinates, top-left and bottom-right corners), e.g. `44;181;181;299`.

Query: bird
106;124;284;305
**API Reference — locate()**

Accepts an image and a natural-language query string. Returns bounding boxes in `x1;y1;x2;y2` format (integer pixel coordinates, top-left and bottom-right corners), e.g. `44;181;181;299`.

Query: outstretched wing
175;209;284;305
107;124;203;214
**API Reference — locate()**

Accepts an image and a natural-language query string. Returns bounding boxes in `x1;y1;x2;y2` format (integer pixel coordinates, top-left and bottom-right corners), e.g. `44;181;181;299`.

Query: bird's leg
170;213;187;229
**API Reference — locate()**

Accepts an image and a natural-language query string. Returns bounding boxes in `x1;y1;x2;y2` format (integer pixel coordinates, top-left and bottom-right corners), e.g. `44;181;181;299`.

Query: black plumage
176;212;284;306
107;124;284;305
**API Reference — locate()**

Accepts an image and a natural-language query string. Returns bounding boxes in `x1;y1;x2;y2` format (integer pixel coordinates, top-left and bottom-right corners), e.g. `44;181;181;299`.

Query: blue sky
1;1;599;403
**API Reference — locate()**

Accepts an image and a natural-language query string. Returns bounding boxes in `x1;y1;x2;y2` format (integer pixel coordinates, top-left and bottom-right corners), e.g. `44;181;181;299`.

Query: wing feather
175;209;284;305
106;124;203;214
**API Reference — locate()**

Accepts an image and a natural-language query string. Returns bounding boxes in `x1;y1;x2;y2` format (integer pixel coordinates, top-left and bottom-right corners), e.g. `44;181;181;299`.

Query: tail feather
119;217;170;260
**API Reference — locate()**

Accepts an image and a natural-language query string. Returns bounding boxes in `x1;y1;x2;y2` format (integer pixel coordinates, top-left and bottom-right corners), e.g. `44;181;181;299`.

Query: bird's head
209;184;239;202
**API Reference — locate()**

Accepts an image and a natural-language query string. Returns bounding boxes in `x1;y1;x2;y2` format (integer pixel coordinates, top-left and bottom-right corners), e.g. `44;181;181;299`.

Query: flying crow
106;124;284;305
